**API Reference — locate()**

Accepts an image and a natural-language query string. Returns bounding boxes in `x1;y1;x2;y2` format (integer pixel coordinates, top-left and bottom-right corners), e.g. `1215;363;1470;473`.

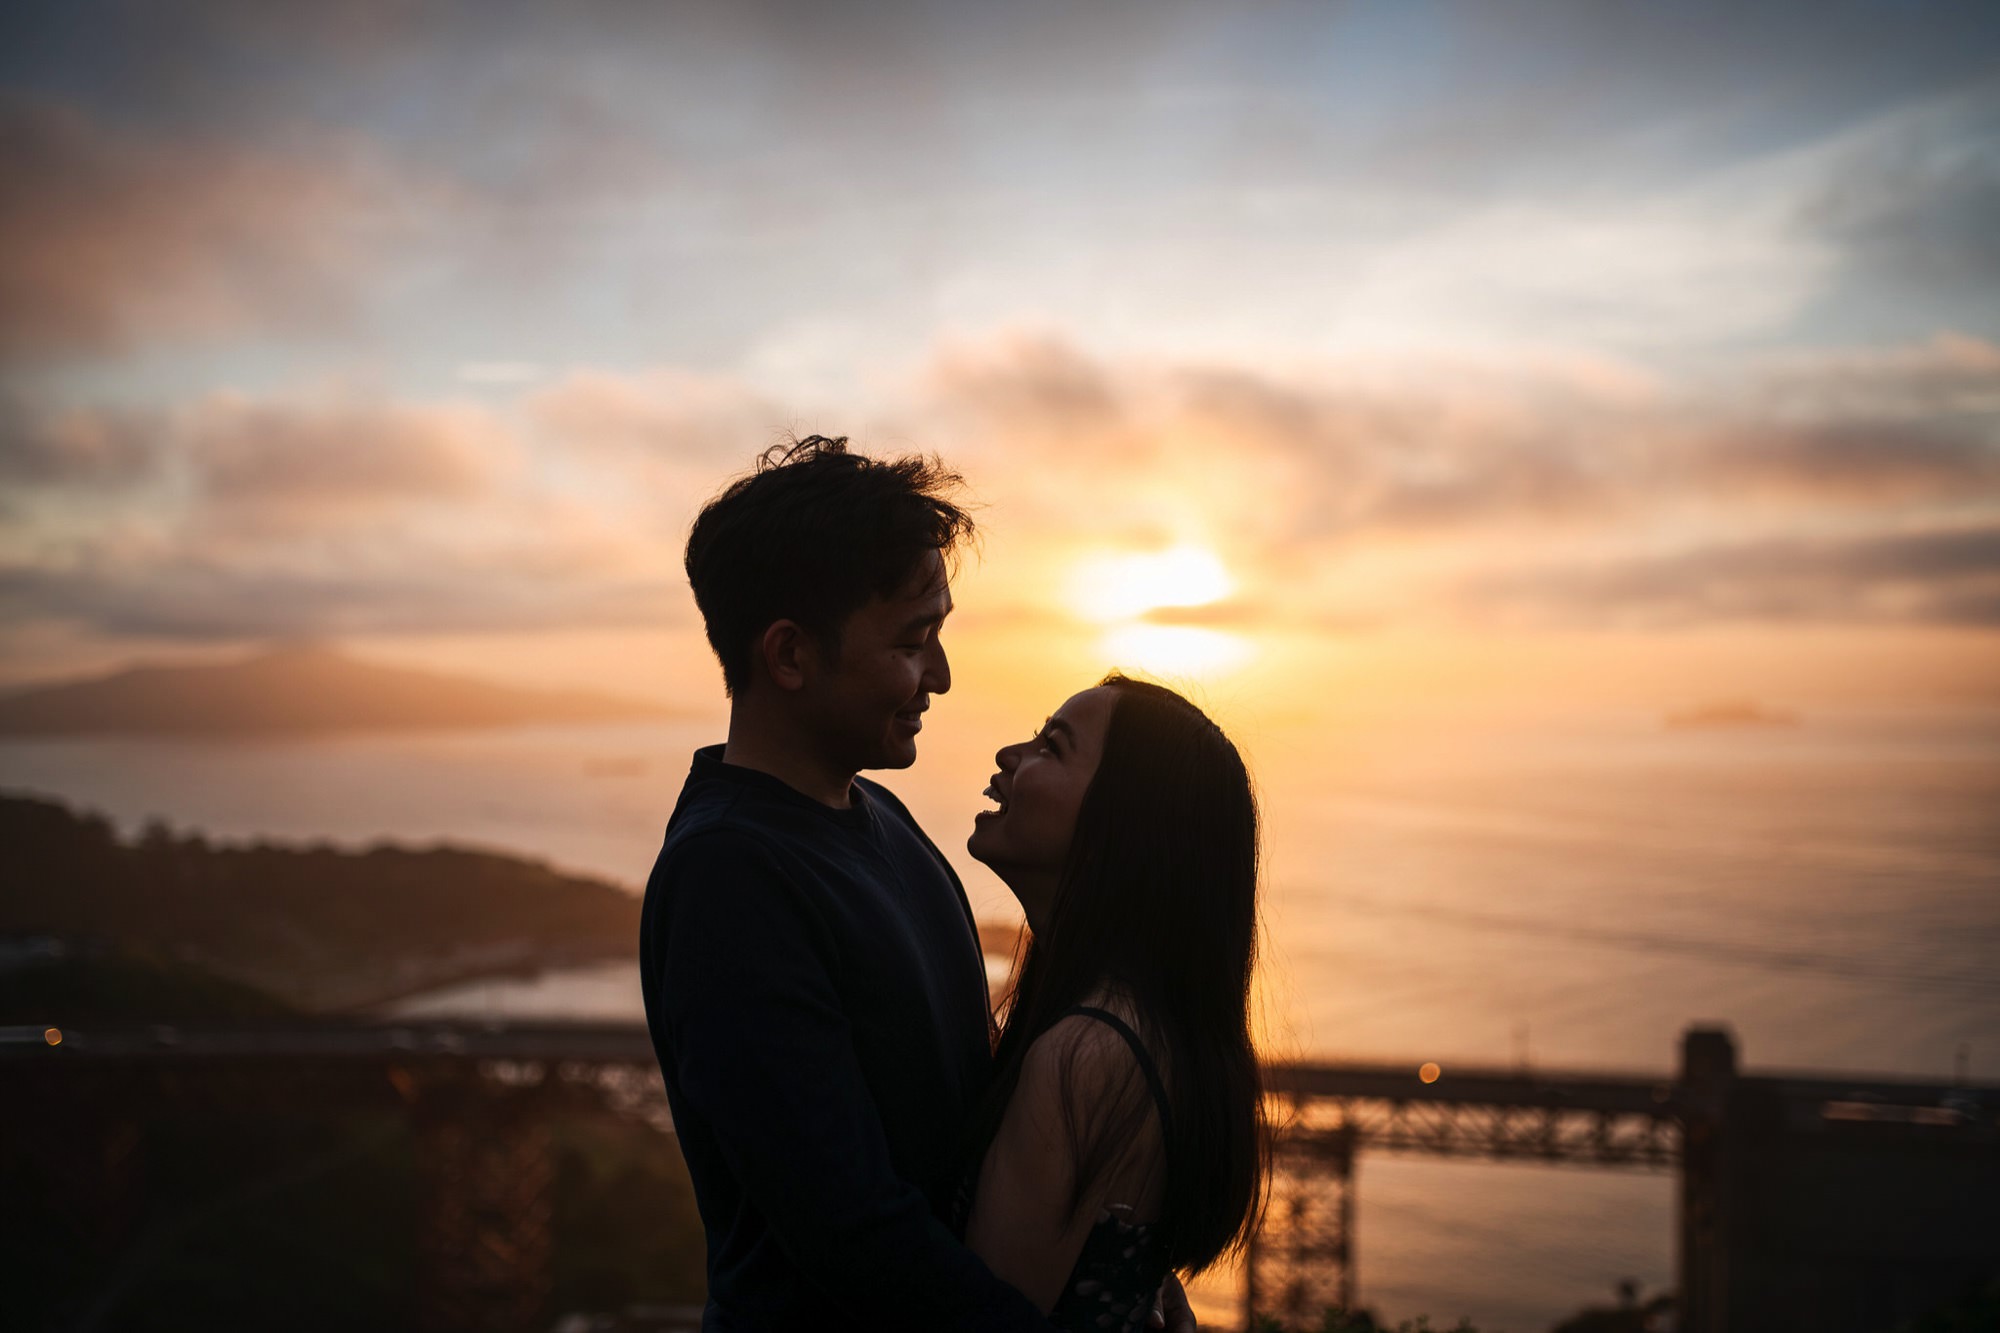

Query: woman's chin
968;811;1007;858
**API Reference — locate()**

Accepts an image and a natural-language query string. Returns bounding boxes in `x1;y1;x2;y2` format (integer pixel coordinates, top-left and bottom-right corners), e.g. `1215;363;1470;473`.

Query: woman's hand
1149;1274;1197;1333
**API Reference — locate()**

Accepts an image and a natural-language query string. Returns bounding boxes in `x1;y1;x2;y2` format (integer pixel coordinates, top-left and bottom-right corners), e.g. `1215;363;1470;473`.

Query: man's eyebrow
894;598;952;637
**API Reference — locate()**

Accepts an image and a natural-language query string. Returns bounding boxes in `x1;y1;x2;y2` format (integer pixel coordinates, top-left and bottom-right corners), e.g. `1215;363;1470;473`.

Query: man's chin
862;742;920;772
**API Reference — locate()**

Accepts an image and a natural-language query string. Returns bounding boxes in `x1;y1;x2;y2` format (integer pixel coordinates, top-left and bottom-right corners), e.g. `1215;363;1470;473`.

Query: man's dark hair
684;435;975;695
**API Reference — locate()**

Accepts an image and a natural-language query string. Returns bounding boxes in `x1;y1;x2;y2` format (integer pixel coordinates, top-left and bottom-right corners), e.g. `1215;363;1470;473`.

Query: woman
959;673;1266;1330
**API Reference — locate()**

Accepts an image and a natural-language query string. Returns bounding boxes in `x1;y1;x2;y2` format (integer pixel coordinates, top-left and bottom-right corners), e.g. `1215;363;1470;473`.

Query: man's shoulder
655;768;845;880
658;785;785;871
854;775;968;898
644;807;806;939
853;773;919;827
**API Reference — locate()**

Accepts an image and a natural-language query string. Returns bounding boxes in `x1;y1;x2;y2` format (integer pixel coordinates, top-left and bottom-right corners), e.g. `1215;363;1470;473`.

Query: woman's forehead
1052;686;1118;739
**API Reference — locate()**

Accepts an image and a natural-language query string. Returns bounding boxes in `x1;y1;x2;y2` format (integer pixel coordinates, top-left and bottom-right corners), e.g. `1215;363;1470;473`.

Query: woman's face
967;685;1117;927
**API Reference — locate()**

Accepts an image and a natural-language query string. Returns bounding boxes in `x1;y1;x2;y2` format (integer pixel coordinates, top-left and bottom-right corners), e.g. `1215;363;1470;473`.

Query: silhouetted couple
640;438;1264;1331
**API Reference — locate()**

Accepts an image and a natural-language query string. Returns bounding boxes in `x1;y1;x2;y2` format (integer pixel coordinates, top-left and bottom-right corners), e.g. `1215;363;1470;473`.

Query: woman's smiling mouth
978;778;1008;819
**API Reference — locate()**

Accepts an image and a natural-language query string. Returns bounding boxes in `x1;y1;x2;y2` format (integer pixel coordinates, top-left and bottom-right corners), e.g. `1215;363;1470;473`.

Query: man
639;436;1001;1330
641;438;1193;1331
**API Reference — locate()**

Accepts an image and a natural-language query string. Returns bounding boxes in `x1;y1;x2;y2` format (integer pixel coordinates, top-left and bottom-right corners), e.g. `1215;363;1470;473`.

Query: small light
1419;1061;1441;1084
43;1027;62;1047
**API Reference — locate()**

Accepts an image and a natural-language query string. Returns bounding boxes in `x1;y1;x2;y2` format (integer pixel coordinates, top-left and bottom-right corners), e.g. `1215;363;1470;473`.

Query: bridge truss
1244;1063;1683;1328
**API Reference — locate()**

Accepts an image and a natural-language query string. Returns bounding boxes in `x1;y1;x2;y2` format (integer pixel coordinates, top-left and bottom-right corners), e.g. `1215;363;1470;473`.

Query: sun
1069;543;1236;623
1067;543;1254;678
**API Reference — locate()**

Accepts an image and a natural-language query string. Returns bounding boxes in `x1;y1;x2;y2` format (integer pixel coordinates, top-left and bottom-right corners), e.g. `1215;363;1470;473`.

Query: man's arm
655;830;1046;1332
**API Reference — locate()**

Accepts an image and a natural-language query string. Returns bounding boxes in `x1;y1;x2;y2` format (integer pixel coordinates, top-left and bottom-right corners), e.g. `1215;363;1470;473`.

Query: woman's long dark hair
969;673;1266;1273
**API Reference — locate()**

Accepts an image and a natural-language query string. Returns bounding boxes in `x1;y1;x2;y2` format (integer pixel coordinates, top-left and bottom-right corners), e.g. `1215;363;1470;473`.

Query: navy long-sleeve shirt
640;746;1047;1333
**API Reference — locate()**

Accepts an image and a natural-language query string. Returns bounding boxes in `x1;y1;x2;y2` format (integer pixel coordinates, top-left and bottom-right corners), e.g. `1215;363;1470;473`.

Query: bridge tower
1243;1111;1355;1328
414;1083;555;1333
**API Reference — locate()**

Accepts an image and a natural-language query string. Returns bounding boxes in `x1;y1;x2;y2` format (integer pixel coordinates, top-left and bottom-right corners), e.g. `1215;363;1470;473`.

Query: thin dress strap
1060;1005;1174;1146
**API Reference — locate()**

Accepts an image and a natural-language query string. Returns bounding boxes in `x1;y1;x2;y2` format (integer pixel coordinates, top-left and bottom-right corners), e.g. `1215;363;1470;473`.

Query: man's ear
757;619;814;692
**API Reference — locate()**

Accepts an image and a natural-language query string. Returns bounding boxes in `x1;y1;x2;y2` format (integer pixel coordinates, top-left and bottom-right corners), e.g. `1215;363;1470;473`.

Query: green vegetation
3;791;640;1009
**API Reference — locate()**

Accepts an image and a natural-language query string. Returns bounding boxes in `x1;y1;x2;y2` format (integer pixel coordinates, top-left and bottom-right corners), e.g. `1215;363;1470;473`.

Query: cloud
0;544;682;640
4;330;1997;642
523;367;794;499
1662;333;2000;504
0;383;693;640
1801;78;2000;291
457;362;546;386
901;330;2000;630
4;1;1995;381
918;332;2000;544
184;393;517;533
1750;332;2000;418
0;397;157;487
1674;418;2000;503
0;98;420;357
1464;523;2000;628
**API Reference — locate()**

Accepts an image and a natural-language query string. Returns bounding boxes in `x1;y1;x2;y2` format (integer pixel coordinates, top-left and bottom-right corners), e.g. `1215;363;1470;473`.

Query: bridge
9;1021;1997;1332
1247;1053;1684;1321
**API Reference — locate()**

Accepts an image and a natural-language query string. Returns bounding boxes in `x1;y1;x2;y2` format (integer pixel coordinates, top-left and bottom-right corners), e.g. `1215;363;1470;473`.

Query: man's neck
722;705;856;809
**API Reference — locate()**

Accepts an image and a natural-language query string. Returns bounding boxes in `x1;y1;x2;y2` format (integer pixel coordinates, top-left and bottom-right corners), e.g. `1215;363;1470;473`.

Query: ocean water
7;706;1997;1330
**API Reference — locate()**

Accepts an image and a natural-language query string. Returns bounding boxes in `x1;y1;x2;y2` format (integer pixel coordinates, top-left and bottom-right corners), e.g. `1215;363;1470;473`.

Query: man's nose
995;742;1021;771
923;638;951;695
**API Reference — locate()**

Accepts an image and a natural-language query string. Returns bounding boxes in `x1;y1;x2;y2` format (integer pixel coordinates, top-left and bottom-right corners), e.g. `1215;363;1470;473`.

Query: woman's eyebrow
1041;717;1076;745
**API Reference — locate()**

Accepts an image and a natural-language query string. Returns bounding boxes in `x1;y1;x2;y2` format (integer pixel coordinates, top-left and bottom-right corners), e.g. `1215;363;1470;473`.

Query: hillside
2;792;642;1011
0;939;300;1024
0;643;676;737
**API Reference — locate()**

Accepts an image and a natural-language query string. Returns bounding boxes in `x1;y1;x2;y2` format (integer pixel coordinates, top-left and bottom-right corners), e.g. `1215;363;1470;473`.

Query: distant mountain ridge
0;644;677;736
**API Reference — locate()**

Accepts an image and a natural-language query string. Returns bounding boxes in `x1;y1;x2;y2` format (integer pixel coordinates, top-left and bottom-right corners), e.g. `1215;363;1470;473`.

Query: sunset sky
5;0;1999;724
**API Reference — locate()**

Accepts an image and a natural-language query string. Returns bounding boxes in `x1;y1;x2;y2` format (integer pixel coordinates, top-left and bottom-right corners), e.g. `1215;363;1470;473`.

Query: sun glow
1099;623;1254;677
1069;544;1235;623
1066;544;1255;678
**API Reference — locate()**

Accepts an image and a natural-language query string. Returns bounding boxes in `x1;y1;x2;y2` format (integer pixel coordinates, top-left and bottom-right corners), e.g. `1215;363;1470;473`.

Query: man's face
803;549;953;773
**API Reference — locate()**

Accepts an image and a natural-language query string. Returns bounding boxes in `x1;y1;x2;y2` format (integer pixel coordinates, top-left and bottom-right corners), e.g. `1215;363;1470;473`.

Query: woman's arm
965;1014;1163;1312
